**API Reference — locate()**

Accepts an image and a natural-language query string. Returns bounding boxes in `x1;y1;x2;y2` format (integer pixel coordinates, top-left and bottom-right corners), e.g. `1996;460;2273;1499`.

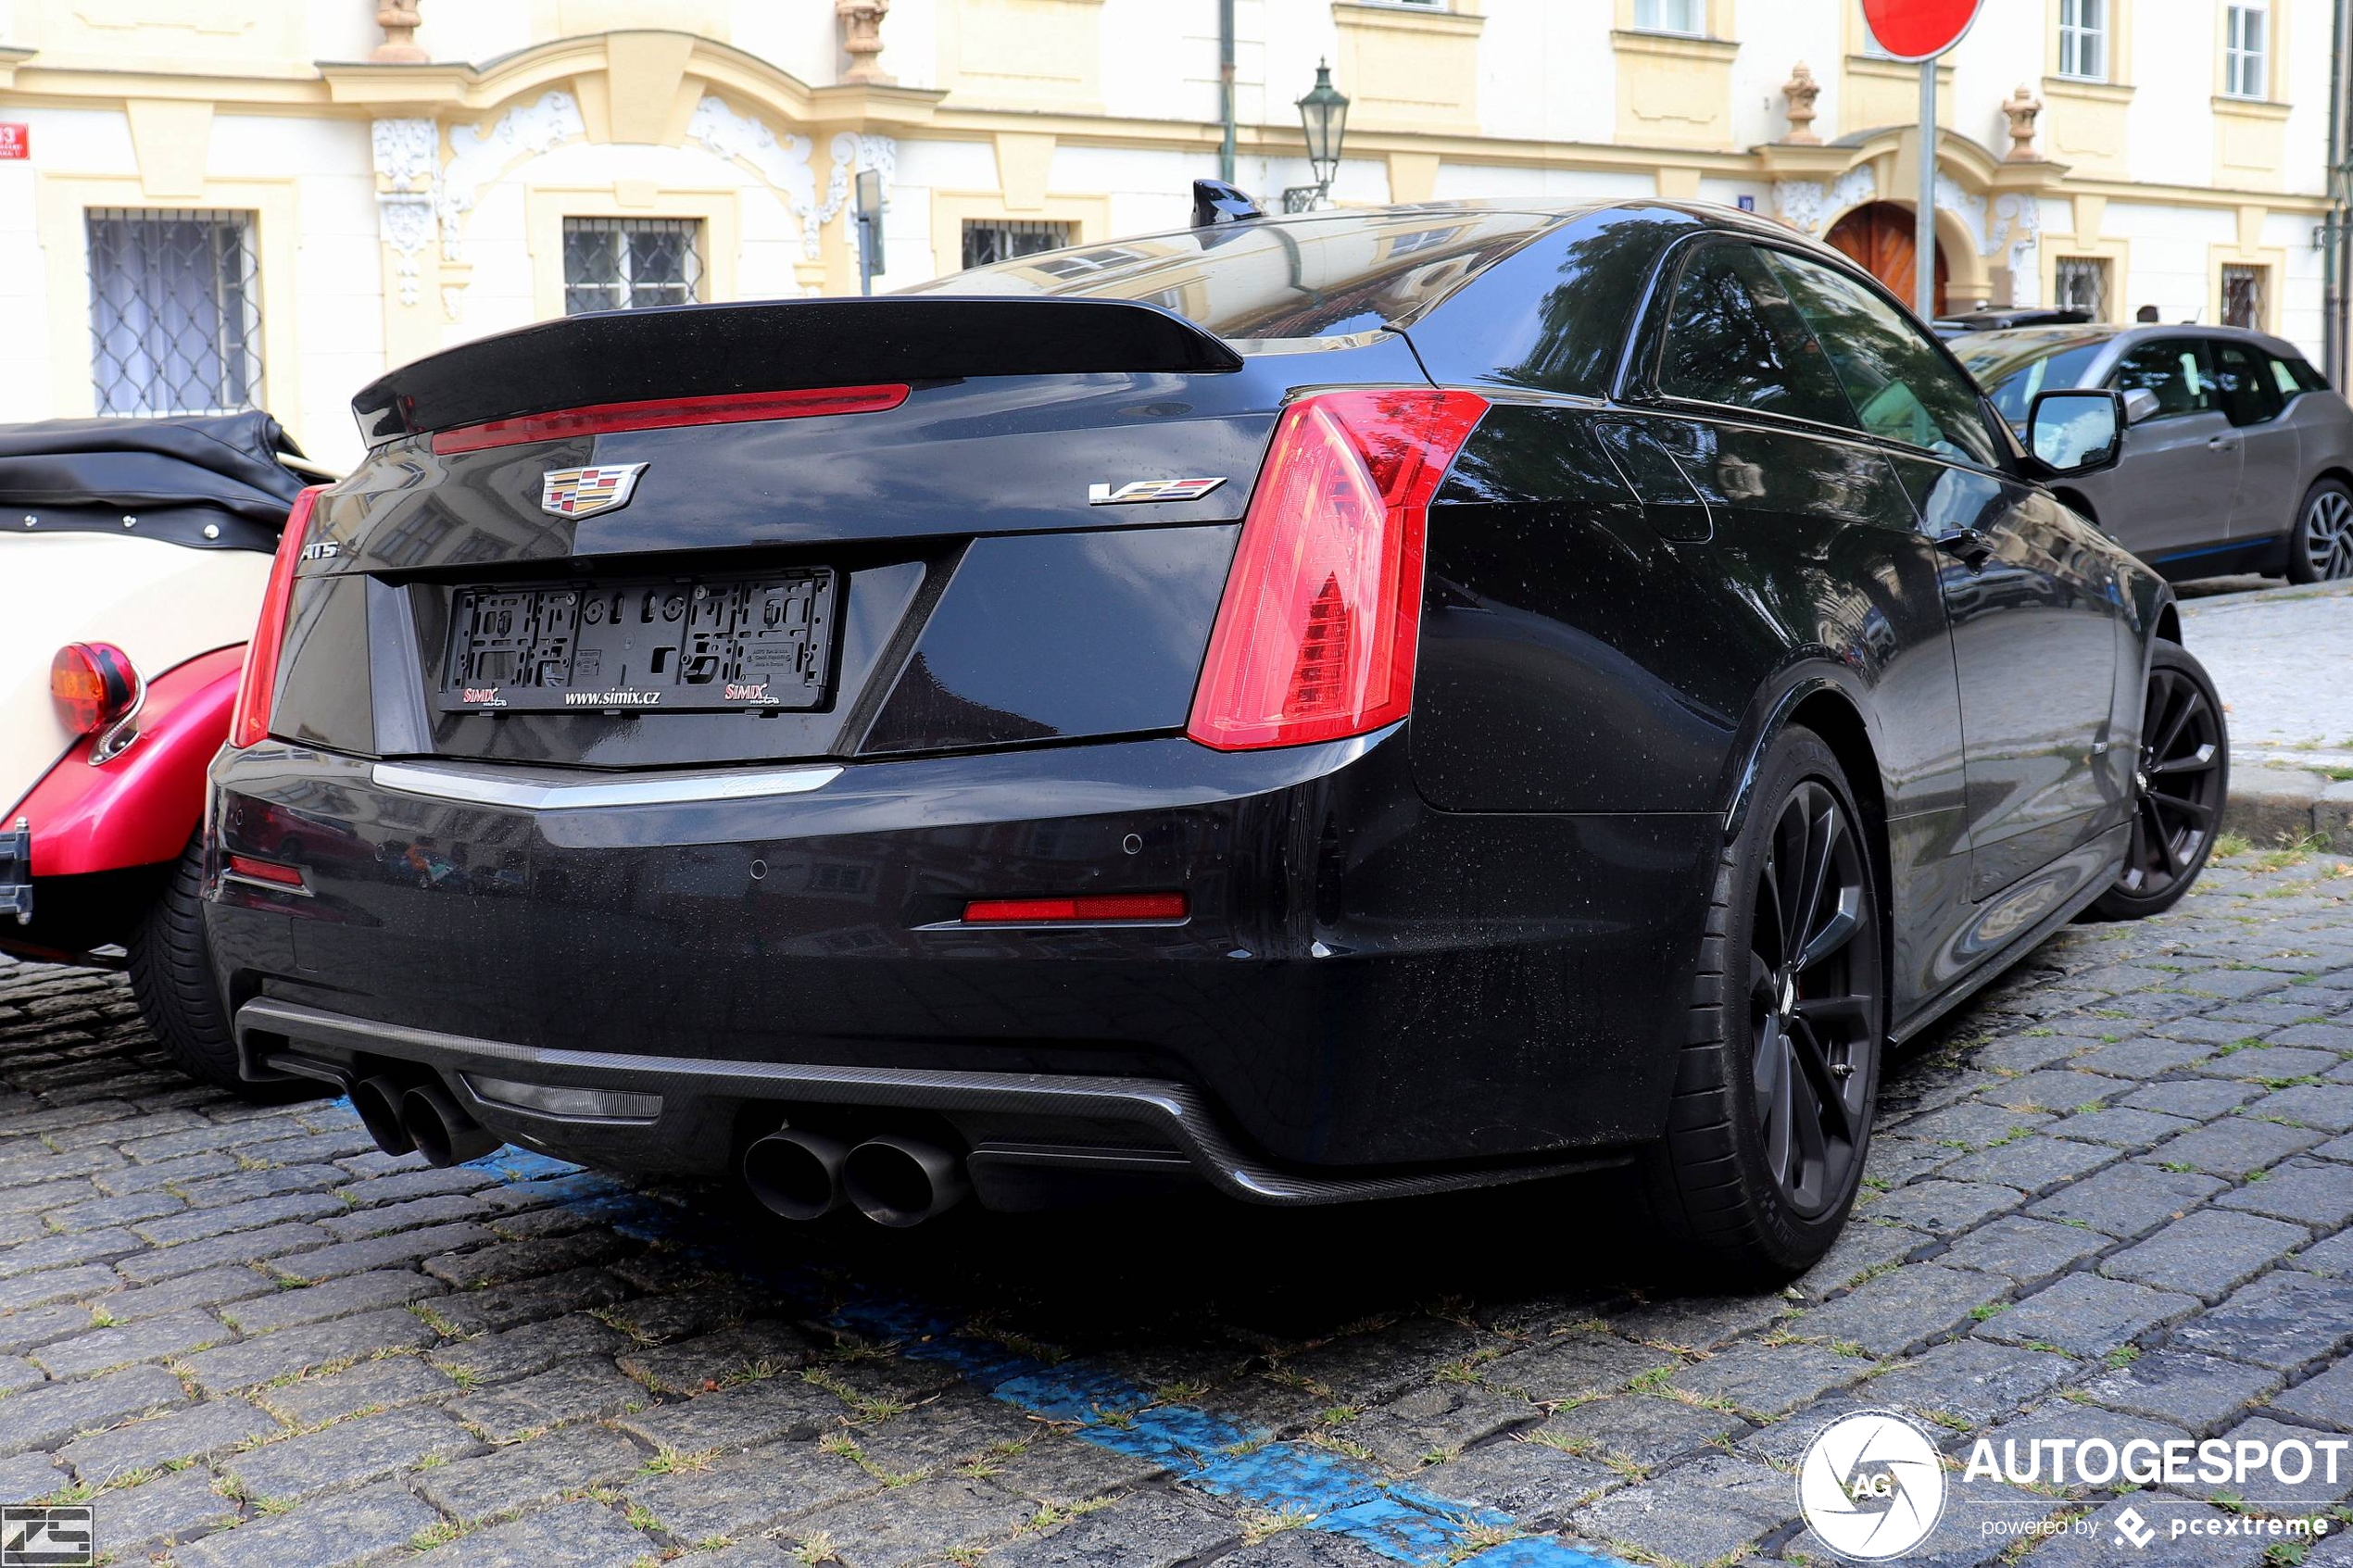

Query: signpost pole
1917;57;1937;319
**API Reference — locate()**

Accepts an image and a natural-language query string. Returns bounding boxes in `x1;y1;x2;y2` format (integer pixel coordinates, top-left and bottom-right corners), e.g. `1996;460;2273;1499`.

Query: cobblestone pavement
1;847;2351;1568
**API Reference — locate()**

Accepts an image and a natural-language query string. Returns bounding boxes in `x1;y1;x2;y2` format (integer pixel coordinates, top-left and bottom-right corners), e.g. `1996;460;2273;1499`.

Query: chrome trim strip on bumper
369;760;843;811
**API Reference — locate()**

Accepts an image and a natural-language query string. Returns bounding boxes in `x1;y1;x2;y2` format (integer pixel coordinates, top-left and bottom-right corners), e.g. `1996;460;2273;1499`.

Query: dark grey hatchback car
1956;324;2353;583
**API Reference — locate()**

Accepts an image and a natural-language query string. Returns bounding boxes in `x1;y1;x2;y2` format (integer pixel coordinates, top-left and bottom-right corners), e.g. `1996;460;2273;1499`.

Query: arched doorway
1826;203;1948;317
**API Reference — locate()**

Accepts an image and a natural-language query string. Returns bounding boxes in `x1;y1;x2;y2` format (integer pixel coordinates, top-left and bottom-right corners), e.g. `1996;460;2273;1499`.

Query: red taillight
50;642;138;734
1187;389;1487;751
225;854;305;889
228;486;326;750
428;384;912;455
963;893;1189;924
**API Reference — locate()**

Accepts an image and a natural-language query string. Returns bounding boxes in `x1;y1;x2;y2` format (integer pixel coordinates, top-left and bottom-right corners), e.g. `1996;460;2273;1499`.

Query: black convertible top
0;412;314;553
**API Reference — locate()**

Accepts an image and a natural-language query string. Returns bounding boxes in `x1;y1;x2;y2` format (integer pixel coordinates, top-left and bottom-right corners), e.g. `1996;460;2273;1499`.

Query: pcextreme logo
1797;1410;1947;1561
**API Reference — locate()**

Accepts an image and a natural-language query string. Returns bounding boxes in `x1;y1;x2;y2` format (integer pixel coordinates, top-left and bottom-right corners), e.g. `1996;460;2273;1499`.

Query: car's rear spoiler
351;295;1246;445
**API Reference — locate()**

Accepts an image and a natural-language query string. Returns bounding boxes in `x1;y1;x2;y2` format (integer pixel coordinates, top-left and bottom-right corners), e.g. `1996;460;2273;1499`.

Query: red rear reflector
1187;389;1487;751
428;384;911;455
229;486;325;750
49;642;137;734
963;893;1189;924
226;854;305;888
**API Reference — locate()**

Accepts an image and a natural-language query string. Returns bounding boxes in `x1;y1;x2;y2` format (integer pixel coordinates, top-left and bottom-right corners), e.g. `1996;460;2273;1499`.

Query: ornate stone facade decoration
371;118;439;307
855;134;898;197
837;0;892;85
437;90;586;263
1771;165;1876;236
1933;171;1991;257
1989;194;2044;306
1780;63;1821;145
2002;84;2044;162
686;95;875;262
371;0;426;63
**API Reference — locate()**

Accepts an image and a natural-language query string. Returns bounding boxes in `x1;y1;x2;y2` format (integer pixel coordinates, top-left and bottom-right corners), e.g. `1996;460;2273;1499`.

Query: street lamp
1283;61;1350;213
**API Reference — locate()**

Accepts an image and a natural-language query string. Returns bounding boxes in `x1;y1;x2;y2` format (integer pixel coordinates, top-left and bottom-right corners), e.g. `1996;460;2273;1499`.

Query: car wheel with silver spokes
2288;479;2353;584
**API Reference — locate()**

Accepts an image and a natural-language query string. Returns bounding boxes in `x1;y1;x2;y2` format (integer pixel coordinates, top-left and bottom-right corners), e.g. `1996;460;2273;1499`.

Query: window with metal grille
2053;257;2110;320
2221;265;2267;329
961;220;1075;270
1633;0;1705;33
2224;2;2268;97
2058;0;2108;80
562;218;703;315
86;208;264;417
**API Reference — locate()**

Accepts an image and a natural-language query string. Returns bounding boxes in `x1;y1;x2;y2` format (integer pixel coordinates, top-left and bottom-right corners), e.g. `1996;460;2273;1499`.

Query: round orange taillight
50;643;138;735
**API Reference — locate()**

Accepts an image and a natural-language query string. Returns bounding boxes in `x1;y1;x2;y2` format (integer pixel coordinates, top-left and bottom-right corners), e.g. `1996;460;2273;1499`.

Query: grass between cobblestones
0;845;2347;1567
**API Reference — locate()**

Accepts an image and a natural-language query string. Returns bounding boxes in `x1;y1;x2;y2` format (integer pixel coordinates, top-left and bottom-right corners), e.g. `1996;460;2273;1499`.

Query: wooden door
1825;203;1948;318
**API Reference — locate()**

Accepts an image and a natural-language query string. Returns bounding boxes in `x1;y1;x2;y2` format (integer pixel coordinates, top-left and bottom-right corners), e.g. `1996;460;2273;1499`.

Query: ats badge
540;463;648;519
1;1506;94;1568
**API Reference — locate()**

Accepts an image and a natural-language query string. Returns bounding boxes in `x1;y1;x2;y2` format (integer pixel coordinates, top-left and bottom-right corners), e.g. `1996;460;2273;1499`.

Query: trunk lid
278;298;1431;771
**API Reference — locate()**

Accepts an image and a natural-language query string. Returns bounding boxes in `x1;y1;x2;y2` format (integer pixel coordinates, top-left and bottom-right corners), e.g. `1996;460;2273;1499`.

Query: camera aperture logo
1798;1410;1947;1561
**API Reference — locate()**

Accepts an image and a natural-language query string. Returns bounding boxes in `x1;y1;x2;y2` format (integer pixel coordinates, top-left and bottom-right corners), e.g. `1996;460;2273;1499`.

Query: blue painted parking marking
332;1110;1634;1566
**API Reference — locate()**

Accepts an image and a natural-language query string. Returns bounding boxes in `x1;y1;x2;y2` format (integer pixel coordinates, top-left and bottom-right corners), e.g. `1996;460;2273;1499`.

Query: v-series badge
1088;477;1227;505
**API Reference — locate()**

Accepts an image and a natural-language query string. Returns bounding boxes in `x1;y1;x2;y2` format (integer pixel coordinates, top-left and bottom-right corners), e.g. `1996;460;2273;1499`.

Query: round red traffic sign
1860;0;1983;59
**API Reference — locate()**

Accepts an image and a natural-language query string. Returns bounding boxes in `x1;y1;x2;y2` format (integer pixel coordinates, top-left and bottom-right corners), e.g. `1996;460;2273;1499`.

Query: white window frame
2057;0;2109;82
1632;0;1706;37
2223;1;2268;99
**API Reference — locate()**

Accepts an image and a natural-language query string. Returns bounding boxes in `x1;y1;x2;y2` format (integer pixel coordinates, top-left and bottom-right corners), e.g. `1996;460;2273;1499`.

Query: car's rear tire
1634;727;1885;1285
2088;640;2227;922
2286;478;2353;583
127;834;250;1094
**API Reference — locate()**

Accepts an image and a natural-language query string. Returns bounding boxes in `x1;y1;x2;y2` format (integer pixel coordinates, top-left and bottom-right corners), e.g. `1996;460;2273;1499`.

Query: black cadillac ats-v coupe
200;197;2226;1280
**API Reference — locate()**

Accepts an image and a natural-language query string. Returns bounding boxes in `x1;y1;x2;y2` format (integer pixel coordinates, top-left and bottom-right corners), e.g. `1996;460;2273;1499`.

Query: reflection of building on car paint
0;412;327;1068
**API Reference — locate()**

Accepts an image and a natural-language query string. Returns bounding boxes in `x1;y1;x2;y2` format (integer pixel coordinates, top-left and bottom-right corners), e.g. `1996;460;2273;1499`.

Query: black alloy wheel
2093;639;2228;920
1636;726;1885;1282
1749;779;1879;1218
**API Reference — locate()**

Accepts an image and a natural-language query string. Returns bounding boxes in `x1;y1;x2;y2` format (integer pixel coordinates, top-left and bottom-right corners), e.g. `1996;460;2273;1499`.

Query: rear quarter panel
1;534;268;816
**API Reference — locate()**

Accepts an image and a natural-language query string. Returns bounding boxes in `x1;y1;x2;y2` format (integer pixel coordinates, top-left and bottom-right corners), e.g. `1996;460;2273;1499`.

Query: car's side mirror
2026;388;2125;478
2120;387;2160;426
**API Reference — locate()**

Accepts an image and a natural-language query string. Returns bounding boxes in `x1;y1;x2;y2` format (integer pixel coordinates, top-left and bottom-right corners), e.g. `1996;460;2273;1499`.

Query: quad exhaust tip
351;1073;416;1158
744;1129;972;1227
742;1129;852;1222
842;1134;971;1228
400;1081;500;1168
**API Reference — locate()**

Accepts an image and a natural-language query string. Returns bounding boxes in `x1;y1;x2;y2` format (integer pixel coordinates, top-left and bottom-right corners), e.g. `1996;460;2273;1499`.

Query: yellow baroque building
0;0;2343;468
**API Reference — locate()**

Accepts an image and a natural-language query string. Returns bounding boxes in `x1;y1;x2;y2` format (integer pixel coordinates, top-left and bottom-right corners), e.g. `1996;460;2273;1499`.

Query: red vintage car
1;413;325;1084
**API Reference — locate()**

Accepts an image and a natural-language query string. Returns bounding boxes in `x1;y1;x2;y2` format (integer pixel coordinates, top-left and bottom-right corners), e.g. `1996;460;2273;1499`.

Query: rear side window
2271;353;2330;396
2211;340;2285;426
1655;244;1852;425
1764;249;2000;468
2109;339;2216;419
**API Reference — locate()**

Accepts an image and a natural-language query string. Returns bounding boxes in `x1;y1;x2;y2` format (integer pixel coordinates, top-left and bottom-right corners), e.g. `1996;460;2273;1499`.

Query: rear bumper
233;996;1628;1205
206;729;1718;1187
